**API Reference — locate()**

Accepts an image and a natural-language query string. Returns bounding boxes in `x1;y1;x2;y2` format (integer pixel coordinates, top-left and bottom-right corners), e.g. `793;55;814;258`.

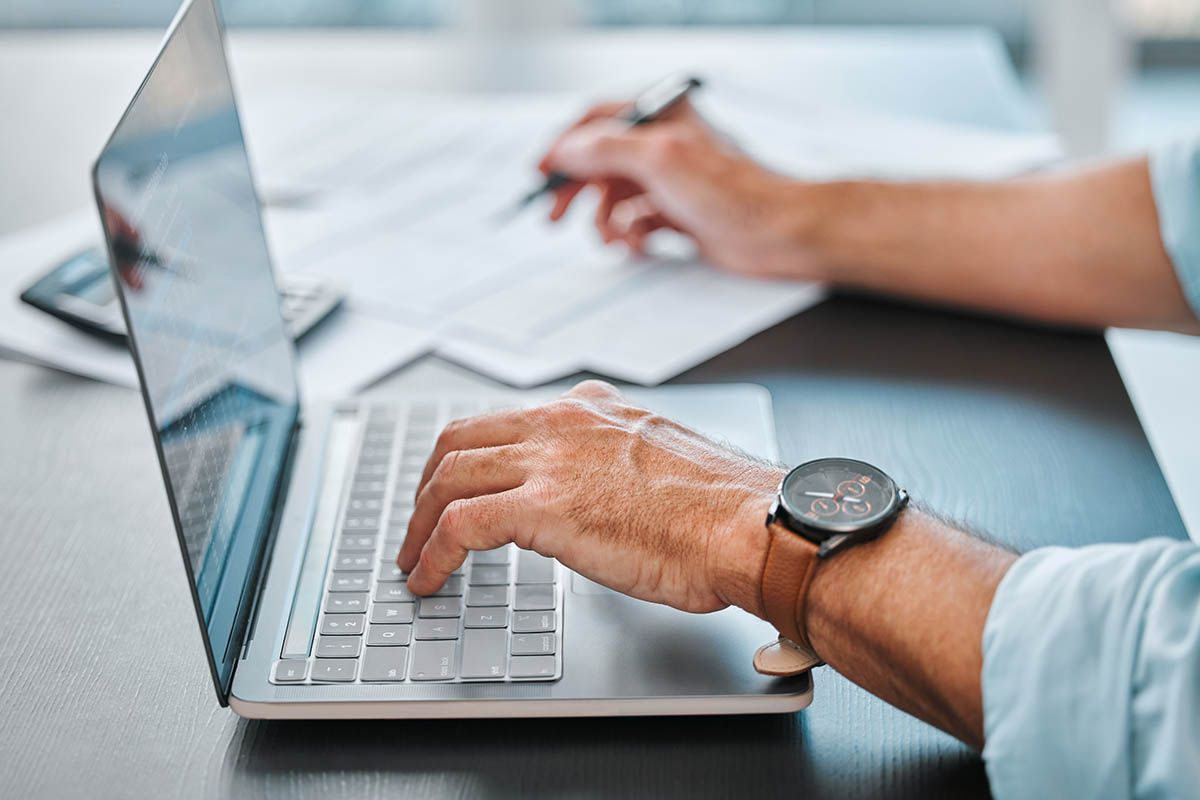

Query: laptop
93;0;812;718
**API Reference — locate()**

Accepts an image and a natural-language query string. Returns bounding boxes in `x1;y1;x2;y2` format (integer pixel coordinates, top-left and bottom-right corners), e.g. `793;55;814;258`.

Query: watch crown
765;497;781;526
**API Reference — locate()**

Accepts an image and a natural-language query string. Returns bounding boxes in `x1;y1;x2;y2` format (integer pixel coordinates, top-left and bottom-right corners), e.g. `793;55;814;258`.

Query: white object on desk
0;212;434;397
253;89;1058;387
1108;328;1200;543
0;85;1062;390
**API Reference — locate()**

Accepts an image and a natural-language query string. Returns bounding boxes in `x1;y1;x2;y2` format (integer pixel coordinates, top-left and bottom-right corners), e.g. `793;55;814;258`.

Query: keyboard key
511;633;555;656
332;553;374;571
316;636;362;658
418;597;463;618
347;497;384;514
410;640;456;680
469;565;510;586
367;624;412;646
374;583;414;603
509;655;557;679
514;585;555;611
471;546;512;565
376;563;407;582
512;611;556;633
338;535;377;552
351;480;388;497
357;446;392;463
329;572;371;592
342;514;382;530
466;586;509;607
319;614;365;636
415;619;459;640
361;647;408;682
272;660;308;683
310;659;358;682
517;550;555;584
394;470;422;489
461;628;508;679
430;576;464;597
465;608;508;628
323;593;368;614
361;431;393;446
370;602;415;624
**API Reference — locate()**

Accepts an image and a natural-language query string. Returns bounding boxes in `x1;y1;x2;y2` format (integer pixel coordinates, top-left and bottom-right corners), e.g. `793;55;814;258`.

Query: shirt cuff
980;545;1141;799
1150;138;1200;321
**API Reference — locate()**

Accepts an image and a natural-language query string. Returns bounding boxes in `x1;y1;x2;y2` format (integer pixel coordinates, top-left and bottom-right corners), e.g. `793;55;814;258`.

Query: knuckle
575;378;617;397
439;498;472;532
550;397;592;422
590;130;622;158
648;133;690;168
433;421;460;452
433;449;462;482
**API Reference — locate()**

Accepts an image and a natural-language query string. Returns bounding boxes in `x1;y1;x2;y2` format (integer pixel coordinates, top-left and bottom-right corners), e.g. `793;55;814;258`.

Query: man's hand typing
398;379;781;616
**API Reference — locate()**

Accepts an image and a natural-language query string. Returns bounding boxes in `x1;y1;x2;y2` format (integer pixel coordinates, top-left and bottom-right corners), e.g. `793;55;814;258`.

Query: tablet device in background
20;246;344;344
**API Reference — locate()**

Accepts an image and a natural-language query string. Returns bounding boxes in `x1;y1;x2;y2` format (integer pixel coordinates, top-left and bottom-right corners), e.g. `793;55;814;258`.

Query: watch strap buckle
753;636;823;676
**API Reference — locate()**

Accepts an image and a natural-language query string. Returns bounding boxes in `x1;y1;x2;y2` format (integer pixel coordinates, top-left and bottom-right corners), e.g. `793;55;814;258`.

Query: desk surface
0;28;1187;800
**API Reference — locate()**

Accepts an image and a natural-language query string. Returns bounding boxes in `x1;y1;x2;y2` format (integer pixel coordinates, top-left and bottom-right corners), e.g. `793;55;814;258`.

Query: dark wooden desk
0;295;1186;799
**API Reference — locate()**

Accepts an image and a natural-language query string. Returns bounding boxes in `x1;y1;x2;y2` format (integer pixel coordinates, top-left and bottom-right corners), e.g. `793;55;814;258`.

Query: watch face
779;458;899;534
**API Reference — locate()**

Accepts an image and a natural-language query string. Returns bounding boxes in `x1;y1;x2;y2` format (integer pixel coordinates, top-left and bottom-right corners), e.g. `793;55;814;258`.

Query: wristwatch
753;458;909;676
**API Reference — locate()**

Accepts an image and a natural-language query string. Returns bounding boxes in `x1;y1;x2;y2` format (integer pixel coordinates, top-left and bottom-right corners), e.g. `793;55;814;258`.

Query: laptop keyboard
273;402;562;686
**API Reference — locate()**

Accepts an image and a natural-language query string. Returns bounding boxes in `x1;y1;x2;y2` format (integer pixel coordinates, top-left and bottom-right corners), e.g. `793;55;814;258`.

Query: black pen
506;74;704;217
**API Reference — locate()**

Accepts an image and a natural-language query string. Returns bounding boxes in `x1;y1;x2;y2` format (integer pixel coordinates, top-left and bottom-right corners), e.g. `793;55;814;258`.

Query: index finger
538;100;631;175
415;408;531;501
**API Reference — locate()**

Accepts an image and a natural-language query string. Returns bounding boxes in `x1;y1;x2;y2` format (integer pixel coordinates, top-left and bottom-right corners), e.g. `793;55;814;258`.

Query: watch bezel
767;458;909;558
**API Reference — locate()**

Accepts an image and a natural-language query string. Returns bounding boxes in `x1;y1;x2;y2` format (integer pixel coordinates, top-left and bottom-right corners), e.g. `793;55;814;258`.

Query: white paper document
2;87;1061;391
249;89;1059;386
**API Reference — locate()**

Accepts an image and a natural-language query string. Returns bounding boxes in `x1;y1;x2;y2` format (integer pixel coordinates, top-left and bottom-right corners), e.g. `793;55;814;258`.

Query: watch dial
780;458;898;532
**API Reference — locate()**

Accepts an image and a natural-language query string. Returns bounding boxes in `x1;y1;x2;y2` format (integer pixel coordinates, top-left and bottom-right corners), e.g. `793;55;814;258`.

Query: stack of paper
0;88;1061;391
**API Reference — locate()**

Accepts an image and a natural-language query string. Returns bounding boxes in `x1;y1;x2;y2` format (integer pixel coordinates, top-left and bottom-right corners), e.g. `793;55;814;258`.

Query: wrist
757;178;842;283
709;467;784;618
768;179;873;286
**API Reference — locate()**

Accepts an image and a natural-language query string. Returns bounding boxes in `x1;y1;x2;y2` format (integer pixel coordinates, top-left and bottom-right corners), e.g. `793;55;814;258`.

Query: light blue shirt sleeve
980;539;1200;799
1150;137;1200;319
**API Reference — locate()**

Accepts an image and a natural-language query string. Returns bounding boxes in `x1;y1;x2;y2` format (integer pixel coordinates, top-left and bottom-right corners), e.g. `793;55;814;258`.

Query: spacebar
280;414;358;659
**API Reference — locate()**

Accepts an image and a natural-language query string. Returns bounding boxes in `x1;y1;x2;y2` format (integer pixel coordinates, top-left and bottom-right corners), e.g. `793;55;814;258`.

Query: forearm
801;510;1017;748
788;158;1199;334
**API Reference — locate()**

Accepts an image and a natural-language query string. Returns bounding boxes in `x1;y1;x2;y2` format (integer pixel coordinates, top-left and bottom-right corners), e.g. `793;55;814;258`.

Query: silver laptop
93;0;812;718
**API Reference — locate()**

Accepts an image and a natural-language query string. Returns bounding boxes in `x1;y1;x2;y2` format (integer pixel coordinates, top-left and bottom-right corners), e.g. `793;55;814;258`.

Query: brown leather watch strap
759;521;821;653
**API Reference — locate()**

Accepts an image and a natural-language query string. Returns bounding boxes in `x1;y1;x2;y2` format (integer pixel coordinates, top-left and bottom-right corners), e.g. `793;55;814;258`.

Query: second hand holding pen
503;74;704;219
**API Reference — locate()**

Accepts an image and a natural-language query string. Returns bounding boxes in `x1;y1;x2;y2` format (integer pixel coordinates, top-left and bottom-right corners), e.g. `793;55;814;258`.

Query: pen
507;74;704;216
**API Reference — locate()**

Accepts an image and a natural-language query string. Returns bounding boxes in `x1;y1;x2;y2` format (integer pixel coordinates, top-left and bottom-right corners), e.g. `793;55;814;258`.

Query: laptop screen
93;0;299;700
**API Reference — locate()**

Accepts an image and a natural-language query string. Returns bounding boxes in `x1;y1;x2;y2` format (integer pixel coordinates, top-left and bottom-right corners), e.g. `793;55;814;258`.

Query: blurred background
5;0;1200;160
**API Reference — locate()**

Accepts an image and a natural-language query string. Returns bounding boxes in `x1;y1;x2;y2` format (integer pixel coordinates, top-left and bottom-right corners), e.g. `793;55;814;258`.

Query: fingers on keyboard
273;405;561;686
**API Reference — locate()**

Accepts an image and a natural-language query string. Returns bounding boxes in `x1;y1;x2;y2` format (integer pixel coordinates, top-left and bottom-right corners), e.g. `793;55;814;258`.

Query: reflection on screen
93;0;298;694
